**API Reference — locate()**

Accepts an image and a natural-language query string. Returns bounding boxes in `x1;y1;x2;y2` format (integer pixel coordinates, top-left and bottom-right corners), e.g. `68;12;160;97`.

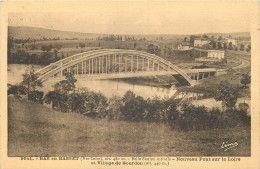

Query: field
8;95;250;157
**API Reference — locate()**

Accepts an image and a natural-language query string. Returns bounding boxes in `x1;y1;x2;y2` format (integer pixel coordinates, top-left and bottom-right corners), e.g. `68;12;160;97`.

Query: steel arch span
36;49;196;86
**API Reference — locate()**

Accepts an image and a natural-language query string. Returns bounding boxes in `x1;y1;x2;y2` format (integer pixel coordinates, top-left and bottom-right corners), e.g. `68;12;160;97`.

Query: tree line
8;67;250;131
8;50;60;65
187;34;251;52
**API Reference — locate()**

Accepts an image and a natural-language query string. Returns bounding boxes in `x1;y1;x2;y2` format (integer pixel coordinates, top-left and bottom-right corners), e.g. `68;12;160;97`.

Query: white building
178;42;191;50
207;50;225;60
194;38;211;47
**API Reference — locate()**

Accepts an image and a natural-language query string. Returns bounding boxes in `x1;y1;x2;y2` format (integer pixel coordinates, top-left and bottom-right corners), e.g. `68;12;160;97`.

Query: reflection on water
8;64;44;85
8;64;177;99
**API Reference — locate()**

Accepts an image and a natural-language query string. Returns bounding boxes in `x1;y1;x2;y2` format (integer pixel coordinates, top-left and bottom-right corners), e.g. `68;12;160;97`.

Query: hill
8;26;250;41
8;95;250;156
8;26;101;40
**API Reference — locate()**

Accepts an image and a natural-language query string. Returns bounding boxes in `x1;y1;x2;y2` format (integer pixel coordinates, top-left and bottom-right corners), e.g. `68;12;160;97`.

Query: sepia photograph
1;2;259;168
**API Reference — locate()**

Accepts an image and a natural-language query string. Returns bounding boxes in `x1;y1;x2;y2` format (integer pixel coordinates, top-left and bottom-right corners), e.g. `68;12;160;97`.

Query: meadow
8;95;250;157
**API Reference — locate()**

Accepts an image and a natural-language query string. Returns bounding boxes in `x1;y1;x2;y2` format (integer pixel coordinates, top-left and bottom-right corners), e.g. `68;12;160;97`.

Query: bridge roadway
51;68;220;80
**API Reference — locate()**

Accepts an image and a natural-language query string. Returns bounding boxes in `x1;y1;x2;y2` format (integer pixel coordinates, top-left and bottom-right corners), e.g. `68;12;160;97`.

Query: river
7;64;251;115
8;64;177;99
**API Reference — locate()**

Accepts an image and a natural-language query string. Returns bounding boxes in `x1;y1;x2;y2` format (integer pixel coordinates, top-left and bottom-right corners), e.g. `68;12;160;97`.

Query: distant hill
8;26;101;40
8;26;250;40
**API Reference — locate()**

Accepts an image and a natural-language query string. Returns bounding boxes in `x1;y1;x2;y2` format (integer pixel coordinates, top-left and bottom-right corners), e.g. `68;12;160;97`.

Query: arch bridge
36;49;198;86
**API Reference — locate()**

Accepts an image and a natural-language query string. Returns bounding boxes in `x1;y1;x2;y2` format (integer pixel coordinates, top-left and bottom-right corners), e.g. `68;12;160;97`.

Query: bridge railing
36;49;110;76
36;49;196;85
37;50;118;81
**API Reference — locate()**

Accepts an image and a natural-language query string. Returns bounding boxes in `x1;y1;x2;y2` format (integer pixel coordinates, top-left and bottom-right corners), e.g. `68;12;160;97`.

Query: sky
8;4;250;35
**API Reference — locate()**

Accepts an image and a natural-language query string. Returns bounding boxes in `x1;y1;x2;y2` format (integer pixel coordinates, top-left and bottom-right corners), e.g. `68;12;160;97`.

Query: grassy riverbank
8;95;250;157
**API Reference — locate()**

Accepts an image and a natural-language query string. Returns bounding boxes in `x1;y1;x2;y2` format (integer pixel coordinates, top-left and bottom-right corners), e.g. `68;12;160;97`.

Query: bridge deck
48;68;219;81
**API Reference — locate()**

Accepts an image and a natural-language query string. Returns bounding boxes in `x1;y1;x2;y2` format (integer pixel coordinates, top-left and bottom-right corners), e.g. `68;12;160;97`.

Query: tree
53;49;59;61
107;95;124;120
121;90;146;122
211;40;217;49
184;37;188;42
228;42;233;50
240;43;245;51
20;67;43;99
53;72;77;94
223;43;227;50
240;73;251;87
147;44;161;56
246;44;251;52
202;34;208;38
218;36;223;41
217;42;222;49
134;42;137;49
30;44;37;50
79;43;85;48
54;49;58;57
190;35;195;45
40;52;52;65
44;90;69;111
8;84;26;96
41;45;52;52
214;81;240;110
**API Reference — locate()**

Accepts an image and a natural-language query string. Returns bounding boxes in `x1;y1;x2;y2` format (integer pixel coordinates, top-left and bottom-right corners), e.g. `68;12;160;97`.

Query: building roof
194;38;210;41
207;50;225;53
179;42;190;46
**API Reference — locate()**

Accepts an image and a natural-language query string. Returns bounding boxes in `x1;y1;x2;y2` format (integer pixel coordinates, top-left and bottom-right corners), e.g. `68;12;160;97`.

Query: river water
7;64;251;115
8;64;177;99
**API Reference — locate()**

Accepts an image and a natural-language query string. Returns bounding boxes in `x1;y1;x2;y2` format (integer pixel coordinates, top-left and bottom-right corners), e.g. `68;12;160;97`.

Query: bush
8;84;26;96
107;95;124;120
121;91;146;122
29;90;44;104
238;103;250;126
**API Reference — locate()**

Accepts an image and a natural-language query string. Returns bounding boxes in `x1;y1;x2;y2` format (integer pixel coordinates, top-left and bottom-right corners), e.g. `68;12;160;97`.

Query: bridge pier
142;57;144;71
119;55;121;73
60;61;63;79
92;59;94;74
153;60;155;71
114;55;116;73
137;56;139;72
81;62;83;75
106;55;108;73
147;59;150;71
125;56;127;72
131;55;133;72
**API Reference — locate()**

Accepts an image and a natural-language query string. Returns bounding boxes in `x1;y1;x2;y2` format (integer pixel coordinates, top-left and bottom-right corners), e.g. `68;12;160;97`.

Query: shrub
29;90;44;104
121;91;146;122
107;95;124;120
8;84;26;96
238;103;250;126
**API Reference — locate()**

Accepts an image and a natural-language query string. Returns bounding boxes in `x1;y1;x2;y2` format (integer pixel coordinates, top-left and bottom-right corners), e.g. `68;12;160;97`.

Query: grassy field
8;95;250;157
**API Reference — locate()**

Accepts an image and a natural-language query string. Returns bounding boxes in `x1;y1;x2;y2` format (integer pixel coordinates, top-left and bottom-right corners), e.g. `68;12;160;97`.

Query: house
194;38;211;47
178;42;191;50
207;50;225;60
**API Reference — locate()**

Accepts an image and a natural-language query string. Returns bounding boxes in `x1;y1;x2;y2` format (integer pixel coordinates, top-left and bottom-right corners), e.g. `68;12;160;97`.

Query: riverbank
114;75;177;88
8;95;250;156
